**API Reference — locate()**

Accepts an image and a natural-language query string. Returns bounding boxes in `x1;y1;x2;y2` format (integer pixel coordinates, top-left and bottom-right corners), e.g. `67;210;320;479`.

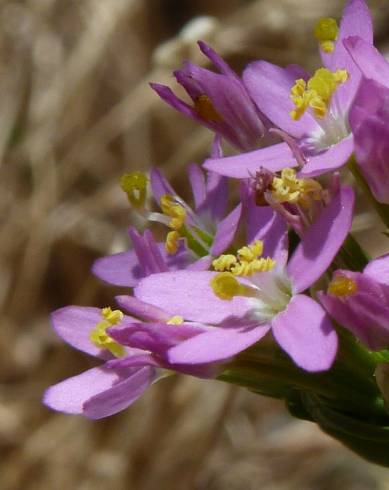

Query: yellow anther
101;307;124;324
237;240;264;262
289;79;310;121
210;273;245;301
314;17;339;53
231;257;276;277
212;254;237;272
160;194;186;230
328;275;357;297
213;240;275;278
120;172;148;208
90;307;125;358
194;94;222;122
167;315;184;325
290;68;348;120
165;230;180;255
271;168;322;207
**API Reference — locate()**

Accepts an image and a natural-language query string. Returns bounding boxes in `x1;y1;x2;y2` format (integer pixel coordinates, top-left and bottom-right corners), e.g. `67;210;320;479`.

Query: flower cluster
44;0;389;466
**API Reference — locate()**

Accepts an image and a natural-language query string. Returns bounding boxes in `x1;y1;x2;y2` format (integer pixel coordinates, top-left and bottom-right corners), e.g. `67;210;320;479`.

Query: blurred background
1;0;389;488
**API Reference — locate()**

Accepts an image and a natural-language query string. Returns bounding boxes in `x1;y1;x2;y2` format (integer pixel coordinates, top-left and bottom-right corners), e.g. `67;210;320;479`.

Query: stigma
290;68;348;121
327;275;357;297
90;307;126;357
314;17;339;53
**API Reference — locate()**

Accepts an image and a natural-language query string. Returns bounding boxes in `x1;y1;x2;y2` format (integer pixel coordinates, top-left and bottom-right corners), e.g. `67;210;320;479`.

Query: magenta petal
51;306;112;358
327;0;373;111
44;365;155;418
318;269;389;350
150;168;176;205
184;63;265;148
344;37;389;89
211;204;242;256
272;295;338;372
349;79;389;204
349;78;388;131
364;254;389;286
108;322;206;356
201;172;228;222
318;290;389;351
298;137;354;177
135;271;251;324
115;295;170;322
204;142;298;179
150;83;198;119
187;163;206;210
198;41;237;78
168;324;270;365
287;186;354;293
92;251;141;287
127;228;160;276
337;0;373;48
246;199;288;267
243;60;318;138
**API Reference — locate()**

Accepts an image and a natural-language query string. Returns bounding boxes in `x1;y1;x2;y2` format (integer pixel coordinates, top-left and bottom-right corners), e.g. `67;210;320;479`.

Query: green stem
180;226;209;257
349;157;389;230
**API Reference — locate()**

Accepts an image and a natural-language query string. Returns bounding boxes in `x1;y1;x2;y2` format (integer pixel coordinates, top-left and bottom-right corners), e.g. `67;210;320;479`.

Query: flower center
211;243;292;321
314;17;339;53
271;168;322;208
327;275;357;297
290;68;348;121
90;307;126;357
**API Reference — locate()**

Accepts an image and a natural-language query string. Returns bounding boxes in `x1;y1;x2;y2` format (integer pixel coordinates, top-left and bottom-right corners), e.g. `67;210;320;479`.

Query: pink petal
287;186;354;293
272;295;338;372
243;60;319;138
344;36;389;89
364;254;389;286
246;199;288;267
168;324;271;365
150;168;176;205
51;306;113;358
211;204;242;256
135;271;251;324
204;142;298;179
298;137;354;178
327;0;373;112
44;366;155;418
187;163;206;210
92;251;142;287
